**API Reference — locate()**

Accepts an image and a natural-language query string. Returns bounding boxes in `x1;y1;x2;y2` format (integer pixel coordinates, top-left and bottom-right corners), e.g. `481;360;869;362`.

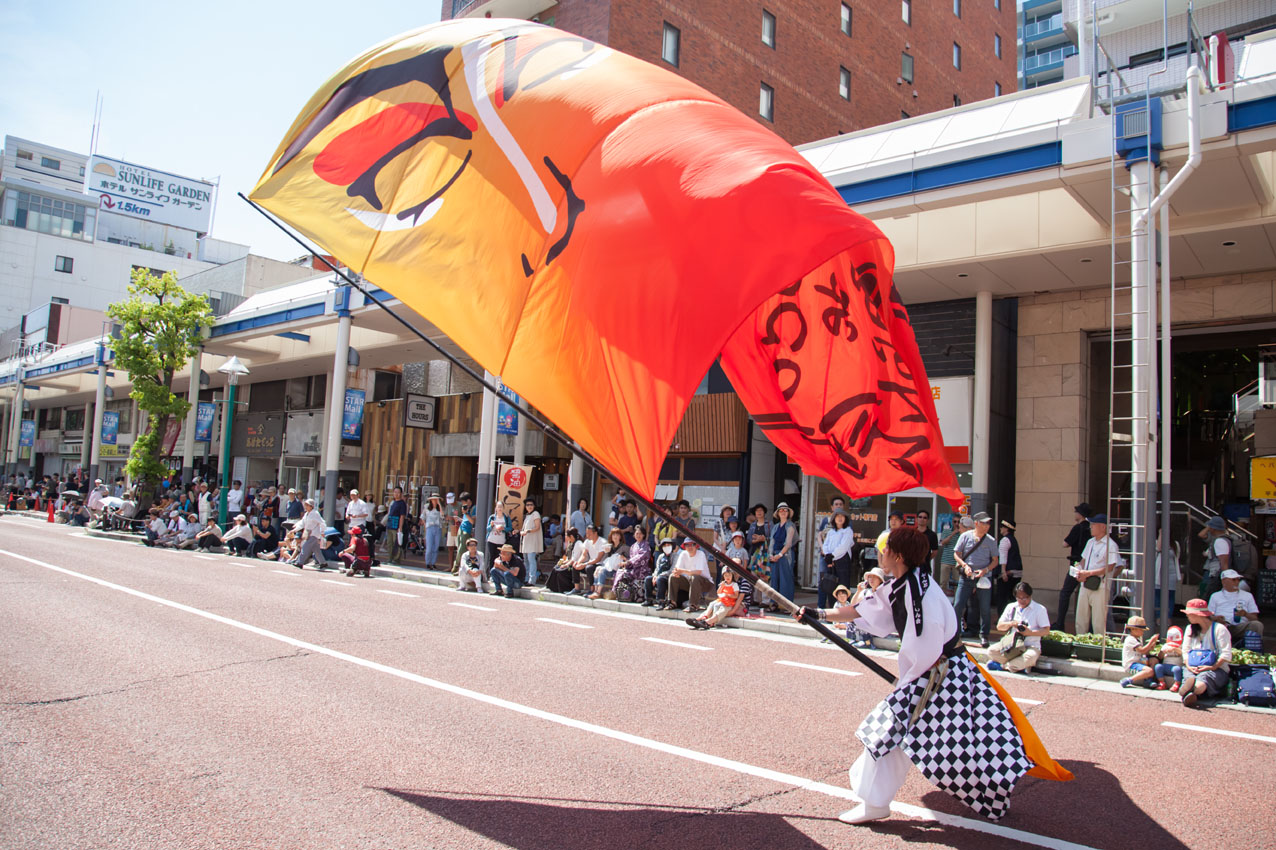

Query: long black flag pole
237;192;894;683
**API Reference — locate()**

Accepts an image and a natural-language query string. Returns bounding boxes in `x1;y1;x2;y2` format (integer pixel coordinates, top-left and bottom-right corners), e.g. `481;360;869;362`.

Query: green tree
106;268;212;502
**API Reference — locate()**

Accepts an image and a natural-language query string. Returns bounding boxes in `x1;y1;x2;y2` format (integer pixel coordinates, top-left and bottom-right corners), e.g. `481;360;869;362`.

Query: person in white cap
291;498;328;569
1207;569;1264;642
221;514;254;556
444;491;459;568
345;488;370;532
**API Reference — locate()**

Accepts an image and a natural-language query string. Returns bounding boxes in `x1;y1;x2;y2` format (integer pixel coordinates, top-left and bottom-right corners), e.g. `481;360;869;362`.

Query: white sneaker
837;803;891;825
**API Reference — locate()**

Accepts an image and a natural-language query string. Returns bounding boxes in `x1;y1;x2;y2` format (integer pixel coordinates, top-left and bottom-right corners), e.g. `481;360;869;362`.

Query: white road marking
377;589;419;598
1016;698;1045;706
1162;721;1276;744
449;602;497;612
0;547;1099;850
774;660;862;677
320;579;353;587
271;569;298;577
642;637;712;651
193;554;219;560
536;618;593;630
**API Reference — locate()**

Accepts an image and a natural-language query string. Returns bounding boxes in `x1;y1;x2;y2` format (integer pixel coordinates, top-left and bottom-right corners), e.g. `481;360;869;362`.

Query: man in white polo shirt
1208;569;1264;643
987;581;1052;673
1074;513;1119;635
345;488;371;532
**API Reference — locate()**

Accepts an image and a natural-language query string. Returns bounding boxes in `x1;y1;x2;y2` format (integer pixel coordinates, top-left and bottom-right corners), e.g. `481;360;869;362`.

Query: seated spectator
643;537;677;606
341;527;372;577
986;581;1052;674
68;501;91;527
613;524;653;602
845;568;888;647
590;529;629;598
663;538;713;612
1153;625;1185;692
1180;598;1233;708
143;511;172;547
318;529;345;567
457;538;486;592
260;529;298;561
1119;616;1159;688
174;513;202;549
489;543;525;598
686;565;744;629
222;514;253;556
567;524;608;596
1207;569;1265;643
248;516;279;558
546;528;582;593
195;518;224;552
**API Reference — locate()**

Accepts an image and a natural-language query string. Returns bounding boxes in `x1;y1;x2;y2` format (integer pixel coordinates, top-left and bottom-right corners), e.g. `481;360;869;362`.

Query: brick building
444;0;1017;145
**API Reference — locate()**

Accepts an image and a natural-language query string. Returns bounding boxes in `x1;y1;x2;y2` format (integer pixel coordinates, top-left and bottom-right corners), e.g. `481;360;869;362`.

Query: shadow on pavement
378;789;831;849
914;759;1191;850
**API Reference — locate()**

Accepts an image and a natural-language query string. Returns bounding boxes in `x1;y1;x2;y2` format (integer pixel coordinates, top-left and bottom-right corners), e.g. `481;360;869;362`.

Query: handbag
1186;625;1218;667
994;630;1027;661
388;515;400;530
818;572;840;598
1083;574;1102;591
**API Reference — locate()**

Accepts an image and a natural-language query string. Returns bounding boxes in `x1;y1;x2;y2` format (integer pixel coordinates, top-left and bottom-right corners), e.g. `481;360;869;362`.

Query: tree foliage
106;268;212;494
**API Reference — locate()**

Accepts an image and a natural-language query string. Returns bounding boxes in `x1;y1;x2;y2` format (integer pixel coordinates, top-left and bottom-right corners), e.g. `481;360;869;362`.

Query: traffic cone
47;498;55;523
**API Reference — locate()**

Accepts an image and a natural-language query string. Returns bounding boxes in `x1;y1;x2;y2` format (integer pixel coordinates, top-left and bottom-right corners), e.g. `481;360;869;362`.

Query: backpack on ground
1231;664;1276;708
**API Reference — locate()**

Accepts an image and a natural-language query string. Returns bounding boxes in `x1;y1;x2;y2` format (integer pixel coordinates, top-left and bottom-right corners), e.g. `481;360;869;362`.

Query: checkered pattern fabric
856;655;1032;820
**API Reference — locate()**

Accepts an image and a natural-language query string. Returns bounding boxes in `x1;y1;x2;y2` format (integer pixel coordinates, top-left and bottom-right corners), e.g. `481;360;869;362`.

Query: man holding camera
986;581;1052;673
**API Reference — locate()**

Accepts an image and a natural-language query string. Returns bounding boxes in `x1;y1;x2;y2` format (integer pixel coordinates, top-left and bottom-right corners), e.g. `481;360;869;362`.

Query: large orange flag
250;18;961;507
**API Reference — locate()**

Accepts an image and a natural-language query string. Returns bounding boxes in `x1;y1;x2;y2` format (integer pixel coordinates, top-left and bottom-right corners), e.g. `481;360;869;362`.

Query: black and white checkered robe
856;651;1032;820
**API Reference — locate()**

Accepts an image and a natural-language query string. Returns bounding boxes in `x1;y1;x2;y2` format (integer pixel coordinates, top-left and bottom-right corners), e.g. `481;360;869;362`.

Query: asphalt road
2;515;1274;850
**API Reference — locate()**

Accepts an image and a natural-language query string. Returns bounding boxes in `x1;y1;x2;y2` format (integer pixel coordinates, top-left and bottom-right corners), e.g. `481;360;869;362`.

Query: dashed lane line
535;618;593;630
376;589;419;598
193;554;219;561
449;602;497;612
271;569;298;577
1162;721;1276;744
0;547;1104;850
1015;698;1045;706
774;660;862;677
642;637;712;651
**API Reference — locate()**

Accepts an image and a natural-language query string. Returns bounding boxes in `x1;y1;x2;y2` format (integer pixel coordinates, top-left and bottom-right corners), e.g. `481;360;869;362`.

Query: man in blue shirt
952;511;1000;647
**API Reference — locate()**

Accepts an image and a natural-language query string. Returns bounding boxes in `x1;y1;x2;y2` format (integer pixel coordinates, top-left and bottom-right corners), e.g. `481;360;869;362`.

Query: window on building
2;191;96;241
901;110;911;119
762;9;776;48
65;407;85;432
39;407;62;430
54;255;73;273
759;82;774;121
661;22;680;67
106;399;133;433
16;150;33;161
953;0;960;17
286;375;327;410
994;0;1000;8
901;52;914;83
372;370;402;402
839;67;851;100
902;0;911;25
130;264;168;280
995;33;1002;58
41;156;60;170
840;3;852;36
248;379;287;413
79;165;85;177
953;42;962;69
995;81;1002;97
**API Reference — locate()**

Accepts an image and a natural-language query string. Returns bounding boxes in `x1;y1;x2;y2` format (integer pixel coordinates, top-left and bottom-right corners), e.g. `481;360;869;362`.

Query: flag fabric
250;18;960;506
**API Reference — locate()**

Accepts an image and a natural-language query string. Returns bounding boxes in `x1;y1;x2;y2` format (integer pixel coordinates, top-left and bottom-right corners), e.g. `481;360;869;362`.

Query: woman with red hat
1179;598;1233;707
340;526;372;577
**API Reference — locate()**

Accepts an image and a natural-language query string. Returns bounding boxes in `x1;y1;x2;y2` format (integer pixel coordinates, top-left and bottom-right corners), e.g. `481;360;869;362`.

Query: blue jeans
953;578;992;638
424;524;442;568
1152;590;1176;629
492;569;523;595
769;553;795;602
1153;663;1184;684
524;551;540;585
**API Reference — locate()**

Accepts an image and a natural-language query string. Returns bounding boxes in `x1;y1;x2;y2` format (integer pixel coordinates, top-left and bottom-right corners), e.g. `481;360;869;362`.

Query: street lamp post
217;356;249;527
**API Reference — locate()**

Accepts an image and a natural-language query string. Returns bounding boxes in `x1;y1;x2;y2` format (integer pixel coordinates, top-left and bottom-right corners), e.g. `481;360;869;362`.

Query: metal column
969;290;993;513
88;348;107;484
475;371;499;525
322;310;352;525
181;349;202;485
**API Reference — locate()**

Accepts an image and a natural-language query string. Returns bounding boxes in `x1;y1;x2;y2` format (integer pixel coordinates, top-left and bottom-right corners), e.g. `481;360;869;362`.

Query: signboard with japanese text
342;389;365;439
100;411;119;446
195;402;216;442
1253;456;1276;501
231;413;283;457
497;462;534;528
86;155;215;233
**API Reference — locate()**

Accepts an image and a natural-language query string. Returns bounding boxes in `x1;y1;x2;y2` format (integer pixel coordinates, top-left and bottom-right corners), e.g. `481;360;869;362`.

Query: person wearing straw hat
798;526;1064;825
767;502;797;606
489;543;526;598
1179;598;1233;707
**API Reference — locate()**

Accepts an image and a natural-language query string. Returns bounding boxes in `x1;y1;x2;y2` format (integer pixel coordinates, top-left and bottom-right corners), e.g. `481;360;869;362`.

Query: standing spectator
569;498;590;541
333;488;349;536
996;520;1023;616
915;509;940;575
616;500;639;546
261;486;282;537
712;505;737;560
1152;530;1182;631
1207;569;1265;643
345;488;371;533
291;499;327;568
421;494;444;568
746;504;773;608
489;544;526;598
1056;503;1092;630
767;503;798;607
665;537;713;611
1074;513;1119;636
520;498;544;585
454;492;475;572
953;512;999;647
226;480;245;516
986;581;1051;673
485;498;511;570
195;481;214;525
1179;598;1233;707
936;516;970;593
1198;516;1232;598
284;489;305;524
457;538;486;592
248;515;279;558
644;537;677;606
820;509;855;608
222;514;253;555
442;491;459;567
386;487;408;565
724;529;749;565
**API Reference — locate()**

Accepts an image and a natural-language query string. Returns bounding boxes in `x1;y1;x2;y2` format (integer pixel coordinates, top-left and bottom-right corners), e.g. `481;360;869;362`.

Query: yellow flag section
969;652;1074;782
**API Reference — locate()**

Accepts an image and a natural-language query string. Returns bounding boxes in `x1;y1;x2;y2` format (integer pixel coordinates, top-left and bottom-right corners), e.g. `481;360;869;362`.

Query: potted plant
1042;630;1074;658
1103;635;1126;664
1072;633;1106;662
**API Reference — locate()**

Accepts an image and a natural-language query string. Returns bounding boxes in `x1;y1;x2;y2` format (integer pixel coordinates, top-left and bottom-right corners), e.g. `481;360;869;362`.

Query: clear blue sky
0;0;442;261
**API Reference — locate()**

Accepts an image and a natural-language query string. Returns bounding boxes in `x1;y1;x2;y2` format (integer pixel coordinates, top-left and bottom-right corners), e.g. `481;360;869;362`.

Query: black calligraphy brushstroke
814;272;858;341
817;393;879;434
889;456;924;482
543;156;584;266
760;303;807;352
878;380;927;423
861;424;929;460
850;262;887;331
780;280;802;296
772;359;802;401
500;34;597;100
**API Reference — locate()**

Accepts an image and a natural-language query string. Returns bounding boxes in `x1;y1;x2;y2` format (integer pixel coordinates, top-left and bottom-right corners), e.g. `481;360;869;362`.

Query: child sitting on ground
686;565;743;630
1153;625;1185;692
1120;616;1159;688
844;568;887;648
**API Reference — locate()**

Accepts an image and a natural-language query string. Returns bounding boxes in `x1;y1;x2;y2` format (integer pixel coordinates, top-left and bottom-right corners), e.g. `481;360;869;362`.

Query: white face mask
662;546;673;554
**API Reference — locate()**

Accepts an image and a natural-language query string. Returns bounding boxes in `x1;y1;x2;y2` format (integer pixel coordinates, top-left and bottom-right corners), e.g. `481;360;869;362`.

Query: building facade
444;0;1018;145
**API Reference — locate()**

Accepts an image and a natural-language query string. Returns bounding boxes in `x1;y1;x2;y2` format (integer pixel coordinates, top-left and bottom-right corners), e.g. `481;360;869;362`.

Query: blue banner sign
194;401;216;443
497;391;520;435
342;388;365;439
19;420;35;447
101;410;119;445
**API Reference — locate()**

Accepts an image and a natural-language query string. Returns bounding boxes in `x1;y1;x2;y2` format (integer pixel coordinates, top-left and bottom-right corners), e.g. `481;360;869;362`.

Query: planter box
1072;643;1104;662
1041;639;1073;659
